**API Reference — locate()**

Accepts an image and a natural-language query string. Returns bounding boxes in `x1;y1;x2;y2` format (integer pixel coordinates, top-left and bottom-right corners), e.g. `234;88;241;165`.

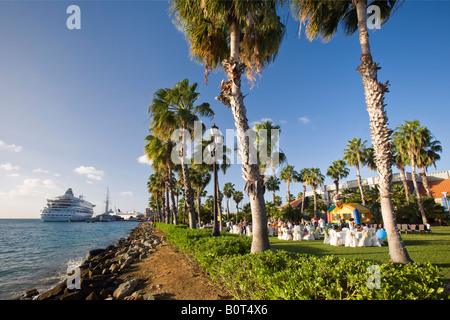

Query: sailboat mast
105;187;110;215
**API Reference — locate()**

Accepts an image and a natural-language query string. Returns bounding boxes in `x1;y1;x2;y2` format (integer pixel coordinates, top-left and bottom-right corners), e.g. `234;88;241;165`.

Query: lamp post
211;124;221;237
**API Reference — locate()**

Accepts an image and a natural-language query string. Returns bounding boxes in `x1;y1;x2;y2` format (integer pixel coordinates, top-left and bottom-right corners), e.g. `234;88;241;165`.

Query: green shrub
155;223;448;300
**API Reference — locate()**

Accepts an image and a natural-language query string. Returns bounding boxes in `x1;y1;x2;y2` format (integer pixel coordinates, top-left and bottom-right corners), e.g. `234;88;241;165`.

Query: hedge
155;223;448;300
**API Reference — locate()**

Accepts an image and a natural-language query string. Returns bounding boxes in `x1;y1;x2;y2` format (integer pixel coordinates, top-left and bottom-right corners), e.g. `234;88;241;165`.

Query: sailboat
95;188;114;222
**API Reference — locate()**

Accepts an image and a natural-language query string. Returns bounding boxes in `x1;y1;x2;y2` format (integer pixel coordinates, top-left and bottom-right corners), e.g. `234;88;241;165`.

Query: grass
269;226;450;284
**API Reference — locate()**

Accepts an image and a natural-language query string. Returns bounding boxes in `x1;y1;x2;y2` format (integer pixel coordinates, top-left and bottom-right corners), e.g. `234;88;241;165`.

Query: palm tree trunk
217;17;269;253
313;187;317;217
420;167;433;198
355;163;366;206
334;179;339;196
354;0;412;264
301;185;306;214
165;183;170;224
411;157;428;224
399;167;411;202
168;169;178;225
197;186;202;227
216;182;223;231
181;160;196;229
286;181;291;205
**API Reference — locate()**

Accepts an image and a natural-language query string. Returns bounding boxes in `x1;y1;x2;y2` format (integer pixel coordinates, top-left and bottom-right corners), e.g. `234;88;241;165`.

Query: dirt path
118;228;232;300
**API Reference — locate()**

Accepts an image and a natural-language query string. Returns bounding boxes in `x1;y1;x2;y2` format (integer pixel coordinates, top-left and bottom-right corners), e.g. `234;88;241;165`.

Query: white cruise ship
40;188;95;222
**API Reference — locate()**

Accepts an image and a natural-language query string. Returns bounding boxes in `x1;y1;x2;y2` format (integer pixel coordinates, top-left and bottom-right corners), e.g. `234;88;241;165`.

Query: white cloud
54;173;61;177
0;178;63;199
33;168;50;174
120;191;133;197
298;116;311;124
8;173;20;177
0;162;20;171
0;139;23;152
137;155;152;166
74;166;105;181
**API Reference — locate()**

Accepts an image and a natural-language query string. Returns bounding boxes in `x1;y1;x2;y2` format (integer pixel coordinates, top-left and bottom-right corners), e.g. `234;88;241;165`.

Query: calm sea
0;219;139;300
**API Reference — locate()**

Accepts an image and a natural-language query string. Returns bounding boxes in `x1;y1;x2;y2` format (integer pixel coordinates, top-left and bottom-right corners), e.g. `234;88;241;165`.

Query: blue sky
0;1;449;219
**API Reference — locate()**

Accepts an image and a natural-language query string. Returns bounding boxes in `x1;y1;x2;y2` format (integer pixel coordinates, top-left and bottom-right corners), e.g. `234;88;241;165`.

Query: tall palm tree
149;79;214;229
392;137;411;203
253;120;286;181
144;134;178;224
170;0;286;252
189;166;211;227
233;190;244;216
303;168;325;217
297;168;309;215
280;165;298;205
394;120;442;224
343;138;370;206
266;175;281;205
291;0;412;264
326;159;350;196
223;182;236;220
417;134;442;198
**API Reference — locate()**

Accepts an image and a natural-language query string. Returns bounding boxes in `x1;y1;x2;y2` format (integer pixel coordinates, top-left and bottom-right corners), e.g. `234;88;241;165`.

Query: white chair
323;229;331;245
358;230;371;247
277;228;283;240
329;230;339;246
293;227;303;241
246;226;252;236
345;230;357;247
303;229;315;241
368;230;383;247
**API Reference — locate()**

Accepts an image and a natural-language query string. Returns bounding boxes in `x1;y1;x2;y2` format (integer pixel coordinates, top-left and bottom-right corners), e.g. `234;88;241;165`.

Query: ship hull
41;212;93;222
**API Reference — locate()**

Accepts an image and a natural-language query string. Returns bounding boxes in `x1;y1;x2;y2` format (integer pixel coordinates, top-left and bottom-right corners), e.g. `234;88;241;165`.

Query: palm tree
394;120;442;224
170;0;286;253
253;120;286;181
343;138;370;206
147;172;165;222
326;159;350;196
266;175;281;205
144;134;178;224
392;137;411;203
303;168;325;217
233;190;244;217
280;165;298;206
297;168;309;215
417;134;442;198
223;182;236;220
190;166;211;227
149;79;214;229
291;0;412;264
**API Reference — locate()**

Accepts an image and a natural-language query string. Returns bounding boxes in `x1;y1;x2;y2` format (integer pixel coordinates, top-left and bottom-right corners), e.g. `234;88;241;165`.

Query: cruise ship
40;188;95;222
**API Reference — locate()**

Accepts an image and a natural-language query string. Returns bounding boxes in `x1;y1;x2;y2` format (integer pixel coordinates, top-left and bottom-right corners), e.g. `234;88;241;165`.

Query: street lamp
210;124;221;237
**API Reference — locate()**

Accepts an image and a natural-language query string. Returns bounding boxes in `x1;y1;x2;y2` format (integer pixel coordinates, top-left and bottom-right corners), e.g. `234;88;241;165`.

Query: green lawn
269;226;450;284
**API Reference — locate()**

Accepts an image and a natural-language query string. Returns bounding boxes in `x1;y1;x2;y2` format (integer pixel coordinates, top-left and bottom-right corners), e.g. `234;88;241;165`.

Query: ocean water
0;219;139;300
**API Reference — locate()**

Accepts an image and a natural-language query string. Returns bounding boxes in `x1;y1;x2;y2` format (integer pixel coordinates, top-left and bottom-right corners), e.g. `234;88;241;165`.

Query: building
303;170;450;211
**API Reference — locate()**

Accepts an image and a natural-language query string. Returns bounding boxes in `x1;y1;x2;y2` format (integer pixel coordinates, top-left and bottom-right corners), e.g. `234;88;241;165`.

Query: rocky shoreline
20;222;165;300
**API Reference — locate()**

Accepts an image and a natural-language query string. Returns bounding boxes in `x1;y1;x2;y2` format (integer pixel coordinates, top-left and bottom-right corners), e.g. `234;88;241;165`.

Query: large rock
113;279;139;300
86;248;107;260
